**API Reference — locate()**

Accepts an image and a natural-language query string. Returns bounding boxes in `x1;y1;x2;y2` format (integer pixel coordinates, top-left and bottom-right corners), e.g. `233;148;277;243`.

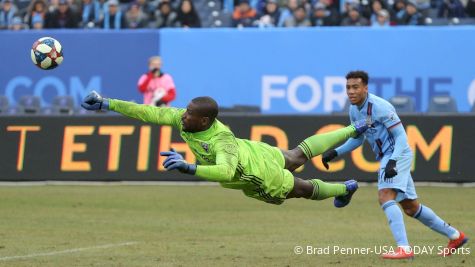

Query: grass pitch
0;185;473;266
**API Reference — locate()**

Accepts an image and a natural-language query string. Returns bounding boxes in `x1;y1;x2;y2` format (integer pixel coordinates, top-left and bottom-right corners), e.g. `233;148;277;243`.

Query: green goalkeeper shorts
220;141;295;205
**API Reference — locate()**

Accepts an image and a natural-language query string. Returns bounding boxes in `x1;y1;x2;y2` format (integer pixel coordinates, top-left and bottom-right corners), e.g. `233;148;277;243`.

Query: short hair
148;56;161;64
191;96;219;122
346;70;369;85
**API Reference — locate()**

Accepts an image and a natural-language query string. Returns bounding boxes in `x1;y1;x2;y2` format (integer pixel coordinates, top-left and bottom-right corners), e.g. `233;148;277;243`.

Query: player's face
346;78;368;106
182;102;207;133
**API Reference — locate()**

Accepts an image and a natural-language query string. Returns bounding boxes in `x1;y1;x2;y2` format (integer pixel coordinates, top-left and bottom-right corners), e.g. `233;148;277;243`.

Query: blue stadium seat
389;95;416;113
428;95;458;113
18;95;41;114
52;95;75;115
0;95;9;114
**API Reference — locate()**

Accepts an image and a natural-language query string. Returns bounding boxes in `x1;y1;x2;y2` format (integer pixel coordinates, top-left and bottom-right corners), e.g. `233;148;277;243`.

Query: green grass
0;185;473;266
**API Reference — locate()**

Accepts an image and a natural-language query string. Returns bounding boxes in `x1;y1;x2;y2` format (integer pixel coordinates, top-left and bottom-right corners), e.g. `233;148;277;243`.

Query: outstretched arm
335;135;364;156
81;91;183;128
321;135;364;170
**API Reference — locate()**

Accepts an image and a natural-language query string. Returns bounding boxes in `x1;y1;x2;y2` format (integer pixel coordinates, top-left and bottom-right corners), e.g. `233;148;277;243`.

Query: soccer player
321;71;468;259
81;91;371;206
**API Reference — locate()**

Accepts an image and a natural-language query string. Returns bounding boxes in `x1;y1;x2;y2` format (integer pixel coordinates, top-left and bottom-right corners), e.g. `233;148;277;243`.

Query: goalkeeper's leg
287;177;358;206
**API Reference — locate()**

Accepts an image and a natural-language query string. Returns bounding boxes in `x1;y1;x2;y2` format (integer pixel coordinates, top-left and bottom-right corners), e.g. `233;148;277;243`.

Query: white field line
0;241;139;262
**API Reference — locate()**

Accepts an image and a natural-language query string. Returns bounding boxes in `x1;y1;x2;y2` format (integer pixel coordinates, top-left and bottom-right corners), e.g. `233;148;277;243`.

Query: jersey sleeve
377;104;401;130
195;132;239;182
109;99;184;128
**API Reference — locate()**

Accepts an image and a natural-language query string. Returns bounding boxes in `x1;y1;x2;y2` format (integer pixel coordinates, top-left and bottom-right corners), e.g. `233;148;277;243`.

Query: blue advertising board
160;27;475;113
0;30;159;106
1;28;474;113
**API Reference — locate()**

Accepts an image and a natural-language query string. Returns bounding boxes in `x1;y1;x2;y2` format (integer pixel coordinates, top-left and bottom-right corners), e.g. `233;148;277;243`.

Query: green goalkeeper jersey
109;100;279;187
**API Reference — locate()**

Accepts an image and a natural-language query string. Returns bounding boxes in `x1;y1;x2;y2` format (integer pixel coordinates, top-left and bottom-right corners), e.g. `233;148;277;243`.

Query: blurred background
0;0;474;182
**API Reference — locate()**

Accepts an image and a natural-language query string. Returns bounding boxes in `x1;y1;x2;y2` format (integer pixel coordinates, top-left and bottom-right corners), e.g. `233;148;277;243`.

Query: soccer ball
31;37;64;70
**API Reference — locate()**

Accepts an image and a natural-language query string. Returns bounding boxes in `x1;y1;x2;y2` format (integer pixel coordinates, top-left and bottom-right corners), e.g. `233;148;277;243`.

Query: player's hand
81;91;109;110
384;159;398;180
160;148;196;174
321;149;338;170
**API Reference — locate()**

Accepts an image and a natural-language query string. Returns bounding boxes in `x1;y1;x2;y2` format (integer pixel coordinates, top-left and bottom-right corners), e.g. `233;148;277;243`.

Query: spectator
372;8;390;26
25;0;47;29
233;0;258;27
125;1;148;28
370;0;384;24
341;4;369;25
438;0;466;18
152;1;178;28
0;0;18;29
137;56;177;107
311;1;340;26
412;0;430;16
391;0;406;25
284;4;311;26
9;15;24;30
278;0;300;26
31;12;44;28
100;0;127;29
80;0;102;28
256;0;281;27
175;0;201;28
467;0;475;17
44;0;80;28
397;1;425;25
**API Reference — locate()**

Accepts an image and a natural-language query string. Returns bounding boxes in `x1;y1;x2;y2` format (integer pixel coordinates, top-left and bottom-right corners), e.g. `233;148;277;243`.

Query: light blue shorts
378;154;418;202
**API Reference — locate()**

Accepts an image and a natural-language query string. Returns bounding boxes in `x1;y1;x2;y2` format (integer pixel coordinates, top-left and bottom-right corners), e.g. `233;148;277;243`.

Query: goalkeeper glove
160;148;197;175
81;91;109;111
384;159;398;180
321;149;338;170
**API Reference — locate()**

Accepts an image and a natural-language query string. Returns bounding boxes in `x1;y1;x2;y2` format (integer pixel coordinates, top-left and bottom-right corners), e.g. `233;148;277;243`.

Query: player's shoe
382;247;414;260
334;179;358;208
438;231;468;256
352;118;373;136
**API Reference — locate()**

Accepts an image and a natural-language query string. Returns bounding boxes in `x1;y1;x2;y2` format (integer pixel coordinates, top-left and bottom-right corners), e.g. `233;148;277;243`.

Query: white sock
449;230;460;240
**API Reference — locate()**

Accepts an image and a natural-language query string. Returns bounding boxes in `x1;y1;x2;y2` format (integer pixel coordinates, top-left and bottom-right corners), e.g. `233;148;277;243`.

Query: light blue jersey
348;93;411;161
335;93;417;201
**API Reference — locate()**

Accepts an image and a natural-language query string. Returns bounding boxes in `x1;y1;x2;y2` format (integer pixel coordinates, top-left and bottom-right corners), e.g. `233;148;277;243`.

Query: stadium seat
51;95;75;115
471;103;475;113
389;95;416;113
0;95;9;114
427;95;458;113
231;105;261;113
18;95;41;114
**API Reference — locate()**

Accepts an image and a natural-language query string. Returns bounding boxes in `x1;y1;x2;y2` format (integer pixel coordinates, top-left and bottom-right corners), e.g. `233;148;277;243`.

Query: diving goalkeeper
81;92;371;206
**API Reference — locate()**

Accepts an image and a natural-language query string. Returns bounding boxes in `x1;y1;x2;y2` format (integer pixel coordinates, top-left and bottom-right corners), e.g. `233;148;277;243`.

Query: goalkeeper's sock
382;200;410;247
309;179;347;200
298;125;357;159
413;204;458;239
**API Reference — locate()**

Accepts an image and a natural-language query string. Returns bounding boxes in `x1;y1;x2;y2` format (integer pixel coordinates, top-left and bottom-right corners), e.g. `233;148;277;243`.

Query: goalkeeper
82;92;371;206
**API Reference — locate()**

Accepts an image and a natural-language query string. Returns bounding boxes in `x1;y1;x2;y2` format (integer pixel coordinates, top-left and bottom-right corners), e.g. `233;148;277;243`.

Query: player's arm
160;133;239;182
321;108;364;170
321;135;364;170
81;91;183;128
380;105;404;179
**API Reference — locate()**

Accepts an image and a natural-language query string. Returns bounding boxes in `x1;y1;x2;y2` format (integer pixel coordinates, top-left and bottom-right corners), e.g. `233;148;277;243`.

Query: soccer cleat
334;179;358;208
382;247;414;260
439;231;468;256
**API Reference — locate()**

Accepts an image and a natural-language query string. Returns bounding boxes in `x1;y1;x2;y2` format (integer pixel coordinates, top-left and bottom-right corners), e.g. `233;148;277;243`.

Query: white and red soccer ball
31;37;64;70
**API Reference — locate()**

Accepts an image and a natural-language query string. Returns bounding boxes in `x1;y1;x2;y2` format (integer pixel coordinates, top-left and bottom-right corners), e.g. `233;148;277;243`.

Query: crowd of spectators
0;0;474;30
